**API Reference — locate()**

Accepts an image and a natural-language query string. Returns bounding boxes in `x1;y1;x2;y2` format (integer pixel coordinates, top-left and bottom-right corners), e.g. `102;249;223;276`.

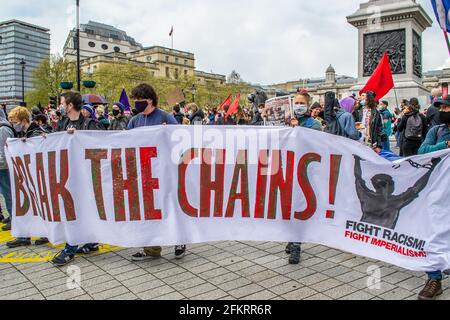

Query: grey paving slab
0;239;447;301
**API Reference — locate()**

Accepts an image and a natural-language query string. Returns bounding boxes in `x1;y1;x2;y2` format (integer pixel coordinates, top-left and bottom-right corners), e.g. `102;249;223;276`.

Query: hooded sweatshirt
0;109;15;170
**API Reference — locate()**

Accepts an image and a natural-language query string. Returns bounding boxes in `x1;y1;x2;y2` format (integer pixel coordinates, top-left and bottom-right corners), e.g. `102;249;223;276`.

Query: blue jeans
0;169;12;215
382;139;391;152
427;271;443;281
64;243;98;256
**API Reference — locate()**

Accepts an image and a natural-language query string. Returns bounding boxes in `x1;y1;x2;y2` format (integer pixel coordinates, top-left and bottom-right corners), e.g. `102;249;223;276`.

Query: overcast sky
1;0;446;84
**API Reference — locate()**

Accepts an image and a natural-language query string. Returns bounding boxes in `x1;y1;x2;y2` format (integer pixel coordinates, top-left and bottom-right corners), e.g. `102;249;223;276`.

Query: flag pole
443;30;450;56
393;86;400;110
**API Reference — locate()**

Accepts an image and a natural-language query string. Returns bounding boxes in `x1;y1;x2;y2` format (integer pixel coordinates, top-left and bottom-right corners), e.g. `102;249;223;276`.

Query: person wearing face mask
290;90;322;132
51;92;105;267
378;100;393;151
323;92;361;141
126;83;188;262
358;91;385;153
416;97;450;300
287;90;321;266
109;102;130;131
3;107;50;247
187;103;205;125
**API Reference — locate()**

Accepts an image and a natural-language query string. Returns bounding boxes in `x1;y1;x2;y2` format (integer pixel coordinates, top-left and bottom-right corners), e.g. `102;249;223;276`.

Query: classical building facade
268;65;357;103
63;21;143;60
0;20;50;108
64;21;226;86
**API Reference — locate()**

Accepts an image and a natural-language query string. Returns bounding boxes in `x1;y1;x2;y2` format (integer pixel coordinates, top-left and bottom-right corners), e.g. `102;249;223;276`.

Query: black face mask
440;111;450;125
135;100;148;113
112;109;120;117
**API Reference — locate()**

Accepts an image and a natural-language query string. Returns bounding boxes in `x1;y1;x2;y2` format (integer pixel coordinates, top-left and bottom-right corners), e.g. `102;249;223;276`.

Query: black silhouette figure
354;156;442;230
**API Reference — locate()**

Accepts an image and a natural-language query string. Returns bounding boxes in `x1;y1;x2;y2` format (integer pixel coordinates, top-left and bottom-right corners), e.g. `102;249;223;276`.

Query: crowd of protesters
0;83;449;300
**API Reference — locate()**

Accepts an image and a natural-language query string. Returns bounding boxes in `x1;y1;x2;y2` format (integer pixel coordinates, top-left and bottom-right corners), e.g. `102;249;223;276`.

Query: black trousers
401;139;422;157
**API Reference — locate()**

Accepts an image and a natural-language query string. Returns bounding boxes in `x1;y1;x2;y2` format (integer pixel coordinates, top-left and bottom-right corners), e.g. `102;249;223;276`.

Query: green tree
25;55;76;108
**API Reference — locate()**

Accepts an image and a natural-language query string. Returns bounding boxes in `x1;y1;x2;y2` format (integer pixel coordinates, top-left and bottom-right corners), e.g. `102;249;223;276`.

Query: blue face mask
360;100;367;107
293;104;308;117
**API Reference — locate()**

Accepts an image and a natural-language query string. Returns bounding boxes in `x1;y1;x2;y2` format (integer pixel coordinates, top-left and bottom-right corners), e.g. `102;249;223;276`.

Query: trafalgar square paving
1;192;449;301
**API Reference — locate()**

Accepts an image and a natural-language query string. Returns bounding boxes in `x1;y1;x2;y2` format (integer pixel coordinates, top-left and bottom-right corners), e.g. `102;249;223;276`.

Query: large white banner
4;126;450;272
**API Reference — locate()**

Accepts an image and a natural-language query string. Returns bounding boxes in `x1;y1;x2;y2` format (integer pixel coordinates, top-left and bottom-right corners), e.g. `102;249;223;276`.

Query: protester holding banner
290;90;322;132
0;108;15;227
287;90;322;265
417;97;450;300
51;92;105;267
3;107;50;248
126;83;187;261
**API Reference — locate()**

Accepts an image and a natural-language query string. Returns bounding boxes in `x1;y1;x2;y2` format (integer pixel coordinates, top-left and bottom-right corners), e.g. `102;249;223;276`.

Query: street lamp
20;59;26;104
190;84;196;102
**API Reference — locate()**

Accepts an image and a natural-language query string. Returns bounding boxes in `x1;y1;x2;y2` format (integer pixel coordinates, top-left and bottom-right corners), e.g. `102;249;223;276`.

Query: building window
175;68;179;79
165;67;170;78
114;46;121;53
101;44;109;50
184;60;188;65
85;29;95;35
175;57;179;63
184;70;188;76
165;56;169;62
110;34;119;40
88;41;96;48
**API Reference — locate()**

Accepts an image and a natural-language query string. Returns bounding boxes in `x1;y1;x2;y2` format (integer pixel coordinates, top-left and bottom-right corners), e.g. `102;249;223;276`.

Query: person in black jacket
4;107;51;248
426;88;442;130
51;92;105;267
172;104;185;124
187;103;205;125
397;98;428;157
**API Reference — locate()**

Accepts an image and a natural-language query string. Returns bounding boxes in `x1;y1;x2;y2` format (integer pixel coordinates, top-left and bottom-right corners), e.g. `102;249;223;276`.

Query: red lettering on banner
85;149;108;221
111;149;141;222
200;149;225;218
267;150;295;220
23;155;41;217
36;153;52;221
178;148;199;217
140;147;162;221
254;150;269;219
225;150;250;218
48;150;76;222
294;153;321;221
11;157;30;217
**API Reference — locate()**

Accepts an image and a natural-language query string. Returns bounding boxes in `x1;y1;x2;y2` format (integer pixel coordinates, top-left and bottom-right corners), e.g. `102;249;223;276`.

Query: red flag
169;26;173;36
227;94;241;116
360;52;394;99
218;94;232;111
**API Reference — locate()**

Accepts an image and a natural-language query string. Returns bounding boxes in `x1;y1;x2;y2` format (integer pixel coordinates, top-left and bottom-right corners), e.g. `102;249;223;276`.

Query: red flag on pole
359;52;394;99
227;94;241;116
218;94;232;111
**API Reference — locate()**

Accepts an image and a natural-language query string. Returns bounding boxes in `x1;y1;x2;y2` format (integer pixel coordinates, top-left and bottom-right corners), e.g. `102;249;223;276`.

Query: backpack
405;114;424;141
0;123;18;138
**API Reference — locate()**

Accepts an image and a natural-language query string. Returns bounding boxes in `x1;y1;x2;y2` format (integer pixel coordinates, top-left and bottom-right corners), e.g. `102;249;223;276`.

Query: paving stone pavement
1;174;449;301
0;239;449;301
